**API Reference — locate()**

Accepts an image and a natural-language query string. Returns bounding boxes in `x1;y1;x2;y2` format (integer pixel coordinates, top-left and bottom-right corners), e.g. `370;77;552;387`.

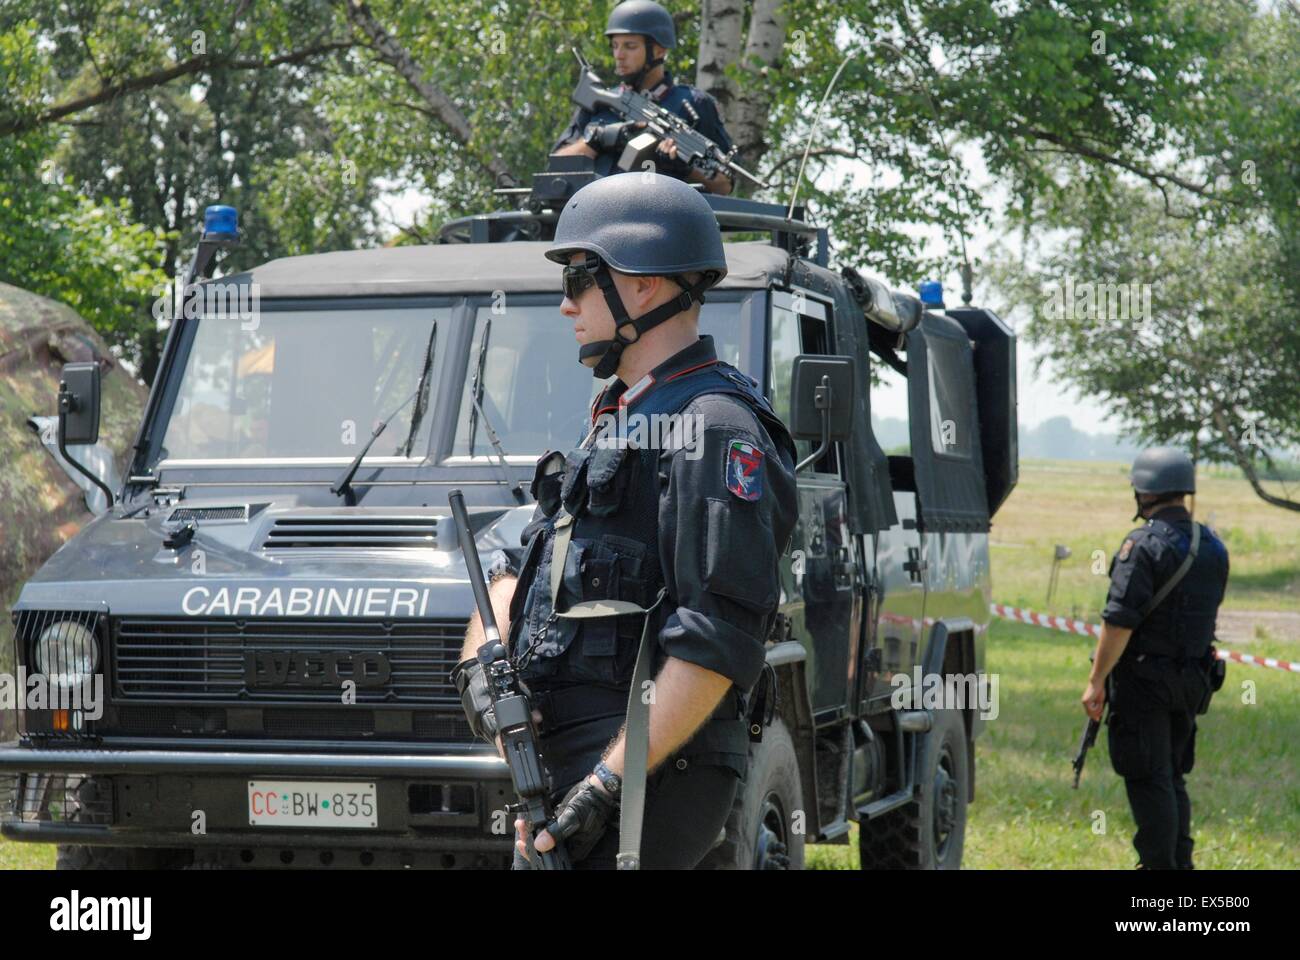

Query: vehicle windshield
451;298;751;458
157;307;444;464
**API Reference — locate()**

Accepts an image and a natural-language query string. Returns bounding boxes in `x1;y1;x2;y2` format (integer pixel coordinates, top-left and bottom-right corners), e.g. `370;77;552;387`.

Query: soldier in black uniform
552;0;736;195
452;172;797;869
1081;447;1229;869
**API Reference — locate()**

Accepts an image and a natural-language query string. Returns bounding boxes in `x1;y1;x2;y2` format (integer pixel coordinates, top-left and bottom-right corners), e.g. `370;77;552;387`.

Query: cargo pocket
674;715;750;781
586;445;635;517
567;536;648;683
1107;712;1152;780
530;449;567;518
1181;720;1197;774
703;497;777;612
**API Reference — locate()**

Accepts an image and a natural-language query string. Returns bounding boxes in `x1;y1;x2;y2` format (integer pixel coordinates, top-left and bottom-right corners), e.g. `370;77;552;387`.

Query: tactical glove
544;776;619;863
583;121;634;151
449;658;498;743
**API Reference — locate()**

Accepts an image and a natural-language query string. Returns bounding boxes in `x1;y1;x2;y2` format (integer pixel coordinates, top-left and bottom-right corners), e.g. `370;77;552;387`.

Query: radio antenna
786;52;856;220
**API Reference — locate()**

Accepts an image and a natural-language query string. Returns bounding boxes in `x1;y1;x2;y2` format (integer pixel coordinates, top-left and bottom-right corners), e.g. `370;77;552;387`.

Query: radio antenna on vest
786;52;856;221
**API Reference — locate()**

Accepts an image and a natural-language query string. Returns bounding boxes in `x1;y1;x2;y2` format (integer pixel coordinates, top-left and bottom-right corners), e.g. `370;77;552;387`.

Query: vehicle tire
54;776;184;870
695;717;805;870
858;708;968;870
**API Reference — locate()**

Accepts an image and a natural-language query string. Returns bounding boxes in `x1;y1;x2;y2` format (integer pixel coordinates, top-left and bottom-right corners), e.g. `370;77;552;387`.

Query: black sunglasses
562;258;601;301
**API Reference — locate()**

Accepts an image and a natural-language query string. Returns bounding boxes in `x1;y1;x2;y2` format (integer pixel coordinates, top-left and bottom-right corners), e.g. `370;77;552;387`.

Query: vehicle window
926;337;973;458
158;307;445;462
452;298;750;457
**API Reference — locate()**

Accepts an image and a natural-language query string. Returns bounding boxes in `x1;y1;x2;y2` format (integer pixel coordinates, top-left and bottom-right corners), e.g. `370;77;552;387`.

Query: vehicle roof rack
438;158;828;266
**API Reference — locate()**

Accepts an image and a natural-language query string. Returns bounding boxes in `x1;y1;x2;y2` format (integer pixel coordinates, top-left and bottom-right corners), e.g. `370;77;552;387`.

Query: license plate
248;781;378;828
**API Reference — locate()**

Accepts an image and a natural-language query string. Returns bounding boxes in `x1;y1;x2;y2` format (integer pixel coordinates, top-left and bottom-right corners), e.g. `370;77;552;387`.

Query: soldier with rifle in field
1080;448;1229;869
552;0;739;196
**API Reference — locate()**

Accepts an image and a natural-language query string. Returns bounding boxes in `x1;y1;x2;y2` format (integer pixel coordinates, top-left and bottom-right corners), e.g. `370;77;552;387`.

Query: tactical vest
1128;518;1228;662
508;360;794;690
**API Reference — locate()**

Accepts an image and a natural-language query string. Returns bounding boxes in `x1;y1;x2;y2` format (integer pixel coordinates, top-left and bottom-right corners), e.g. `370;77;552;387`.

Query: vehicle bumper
0;742;510;778
0;741;514;864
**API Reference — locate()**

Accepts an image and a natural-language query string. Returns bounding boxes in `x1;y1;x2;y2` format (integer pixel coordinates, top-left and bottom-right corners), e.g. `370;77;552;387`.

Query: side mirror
789;354;854;472
59;362;101;444
56;362;114;509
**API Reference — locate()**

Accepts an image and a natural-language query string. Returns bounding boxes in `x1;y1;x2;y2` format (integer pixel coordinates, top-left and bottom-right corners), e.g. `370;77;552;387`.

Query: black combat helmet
605;0;675;88
1130;447;1196;495
1129;446;1195;519
605;0;677;50
546;172;727;378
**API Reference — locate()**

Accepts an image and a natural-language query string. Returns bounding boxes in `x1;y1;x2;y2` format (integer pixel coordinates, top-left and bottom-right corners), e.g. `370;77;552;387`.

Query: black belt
531;683;744;732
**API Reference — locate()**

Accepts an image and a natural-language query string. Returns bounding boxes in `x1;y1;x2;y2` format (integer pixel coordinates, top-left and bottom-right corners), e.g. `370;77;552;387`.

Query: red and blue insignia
725;439;764;501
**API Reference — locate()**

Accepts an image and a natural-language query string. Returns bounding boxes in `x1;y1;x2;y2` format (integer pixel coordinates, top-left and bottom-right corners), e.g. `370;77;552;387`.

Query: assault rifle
570;49;767;189
1071;717;1100;789
448;489;570;869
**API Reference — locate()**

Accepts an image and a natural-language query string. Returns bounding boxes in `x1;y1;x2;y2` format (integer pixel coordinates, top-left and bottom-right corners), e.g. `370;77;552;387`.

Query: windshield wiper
468;318;527;505
333;315;438;505
330;386;423;506
399;320;438;457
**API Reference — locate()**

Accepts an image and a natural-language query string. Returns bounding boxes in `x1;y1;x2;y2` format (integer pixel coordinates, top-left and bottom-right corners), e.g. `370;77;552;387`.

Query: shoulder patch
1118;538;1135;561
726;439;763;501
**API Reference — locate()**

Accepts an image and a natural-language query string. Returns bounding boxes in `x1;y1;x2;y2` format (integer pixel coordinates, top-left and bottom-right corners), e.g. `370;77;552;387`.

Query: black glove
583;121;634;151
543;776;619;863
449;658;497;743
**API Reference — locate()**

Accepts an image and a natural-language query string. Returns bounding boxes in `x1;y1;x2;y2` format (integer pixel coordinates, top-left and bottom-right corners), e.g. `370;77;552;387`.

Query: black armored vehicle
2;173;1016;870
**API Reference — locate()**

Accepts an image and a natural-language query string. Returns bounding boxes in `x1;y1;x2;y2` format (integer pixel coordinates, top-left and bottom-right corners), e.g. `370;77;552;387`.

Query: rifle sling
1137;521;1201;620
548;506;666;870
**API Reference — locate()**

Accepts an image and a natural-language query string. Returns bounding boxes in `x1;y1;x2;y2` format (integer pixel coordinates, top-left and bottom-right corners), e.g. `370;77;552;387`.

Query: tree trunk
730;0;787;175
1211;407;1300;512
696;0;745;119
695;0;787;186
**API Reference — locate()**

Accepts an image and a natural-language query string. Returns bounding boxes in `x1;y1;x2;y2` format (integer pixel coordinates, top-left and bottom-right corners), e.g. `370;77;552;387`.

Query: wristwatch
592;760;622;800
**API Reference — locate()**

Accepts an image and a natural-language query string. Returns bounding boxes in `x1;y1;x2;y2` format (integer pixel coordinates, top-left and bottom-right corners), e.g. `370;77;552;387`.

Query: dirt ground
1216;610;1300;645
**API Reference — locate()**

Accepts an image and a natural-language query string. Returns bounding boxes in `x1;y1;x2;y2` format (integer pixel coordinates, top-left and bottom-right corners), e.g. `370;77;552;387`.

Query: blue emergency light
203;205;239;242
918;280;945;309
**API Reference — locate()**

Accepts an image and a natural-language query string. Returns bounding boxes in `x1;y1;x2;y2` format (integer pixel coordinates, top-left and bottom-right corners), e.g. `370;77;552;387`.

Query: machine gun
1071;717;1100;789
448;489;570;869
570;49;767;189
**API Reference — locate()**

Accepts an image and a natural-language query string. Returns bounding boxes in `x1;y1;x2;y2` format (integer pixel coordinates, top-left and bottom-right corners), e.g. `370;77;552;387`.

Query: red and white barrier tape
988;602;1300;675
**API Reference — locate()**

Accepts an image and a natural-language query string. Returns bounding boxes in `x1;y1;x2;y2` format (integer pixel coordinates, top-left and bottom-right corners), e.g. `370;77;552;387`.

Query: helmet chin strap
580;259;713;380
618;38;664;90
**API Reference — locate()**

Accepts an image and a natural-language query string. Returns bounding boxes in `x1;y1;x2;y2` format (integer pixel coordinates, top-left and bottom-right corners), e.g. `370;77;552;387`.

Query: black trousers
512;758;739;870
1107;657;1204;869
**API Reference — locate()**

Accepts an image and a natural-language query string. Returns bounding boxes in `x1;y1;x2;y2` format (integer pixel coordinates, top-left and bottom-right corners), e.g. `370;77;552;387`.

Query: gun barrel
448;490;500;645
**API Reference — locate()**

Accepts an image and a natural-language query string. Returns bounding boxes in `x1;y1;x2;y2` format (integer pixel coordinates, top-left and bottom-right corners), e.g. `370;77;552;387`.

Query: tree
988;183;1300;511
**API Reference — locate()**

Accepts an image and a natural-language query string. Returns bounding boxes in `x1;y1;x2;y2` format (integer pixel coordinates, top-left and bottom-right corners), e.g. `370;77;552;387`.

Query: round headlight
34;621;100;688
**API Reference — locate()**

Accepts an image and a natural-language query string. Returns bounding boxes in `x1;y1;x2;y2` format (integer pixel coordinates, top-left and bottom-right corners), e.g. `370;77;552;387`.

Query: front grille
263;708;375;736
112;617;466;705
112;705;228;735
105;705;474;741
262;516;440;550
0;773;113;826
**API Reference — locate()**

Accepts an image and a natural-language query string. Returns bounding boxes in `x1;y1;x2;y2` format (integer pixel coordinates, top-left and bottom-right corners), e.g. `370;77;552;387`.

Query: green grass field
4;458;1297;870
804;458;1300;869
